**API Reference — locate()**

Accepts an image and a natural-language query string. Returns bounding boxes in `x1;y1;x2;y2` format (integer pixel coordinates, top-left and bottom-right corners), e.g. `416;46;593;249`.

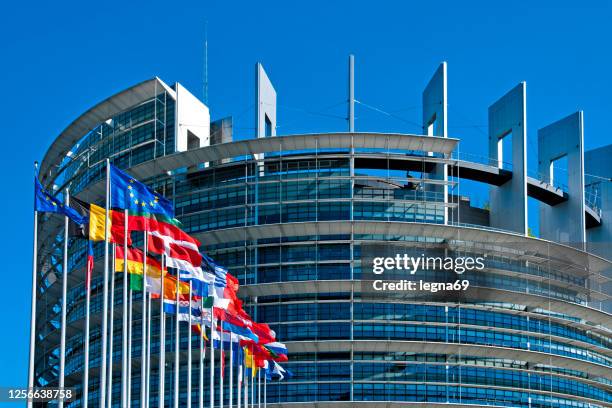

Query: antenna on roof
203;20;209;105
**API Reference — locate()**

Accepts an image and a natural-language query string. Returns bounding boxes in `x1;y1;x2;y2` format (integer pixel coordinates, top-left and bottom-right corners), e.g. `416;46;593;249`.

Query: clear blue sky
1;0;611;387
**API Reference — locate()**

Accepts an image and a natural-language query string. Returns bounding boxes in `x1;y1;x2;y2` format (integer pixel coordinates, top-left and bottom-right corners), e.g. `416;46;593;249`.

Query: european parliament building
33;61;611;407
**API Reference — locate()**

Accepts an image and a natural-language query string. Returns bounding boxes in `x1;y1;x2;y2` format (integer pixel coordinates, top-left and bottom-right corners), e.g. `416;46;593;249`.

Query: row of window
256;303;609;349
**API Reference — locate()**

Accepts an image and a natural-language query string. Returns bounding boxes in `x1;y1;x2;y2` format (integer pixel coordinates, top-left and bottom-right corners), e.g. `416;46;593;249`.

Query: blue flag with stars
109;164;174;218
34;177;87;225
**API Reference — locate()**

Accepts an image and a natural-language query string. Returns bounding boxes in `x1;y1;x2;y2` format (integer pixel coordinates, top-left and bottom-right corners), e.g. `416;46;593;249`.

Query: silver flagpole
229;332;234;408
198;296;206;408
107;244;116;408
220;325;224;408
145;291;152;408
140;230;148;408
243;362;249;408
82;239;91;408
210;306;215;408
28;162;39;408
257;367;261;408
159;255;166;408
58;188;70;408
107;245;116;406
263;374;266;408
127;287;133;405
99;158;111;408
173;273;180;408
250;356;254;408
198;297;204;408
237;358;241;408
187;281;192;408
121;209;128;407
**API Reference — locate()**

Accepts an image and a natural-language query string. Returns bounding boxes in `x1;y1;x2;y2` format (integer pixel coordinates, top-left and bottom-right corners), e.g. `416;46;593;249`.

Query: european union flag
34;177;87;225
109;164;174;218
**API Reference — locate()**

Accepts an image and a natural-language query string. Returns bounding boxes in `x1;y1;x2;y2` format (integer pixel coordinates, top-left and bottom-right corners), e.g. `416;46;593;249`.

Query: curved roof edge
40;77;175;185
125;133;458;182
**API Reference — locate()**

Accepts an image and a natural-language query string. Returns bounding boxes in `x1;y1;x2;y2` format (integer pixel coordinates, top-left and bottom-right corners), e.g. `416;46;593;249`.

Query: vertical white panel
256;63;277;138
175;82;210;152
422;62;448;224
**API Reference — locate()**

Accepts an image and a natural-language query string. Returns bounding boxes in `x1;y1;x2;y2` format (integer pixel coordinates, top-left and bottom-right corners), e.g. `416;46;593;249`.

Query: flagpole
121;209;128;408
127;287;133;405
107;244;116;408
146;291;152;408
173;273;180;408
251;354;254;408
210;305;215;408
159;255;166;408
187;281;193;408
220;324;224;408
229;332;234;408
58;188;70;408
243;360;249;408
28;162;39;408
237;358;242;408
99;158;111;408
82;240;91;408
263;374;267;408
257;368;261;408
140;230;148;408
256;366;260;408
198;297;205;408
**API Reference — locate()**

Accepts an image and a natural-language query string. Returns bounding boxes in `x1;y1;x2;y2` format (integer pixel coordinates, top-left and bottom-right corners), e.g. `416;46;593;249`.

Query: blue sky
1;0;611;386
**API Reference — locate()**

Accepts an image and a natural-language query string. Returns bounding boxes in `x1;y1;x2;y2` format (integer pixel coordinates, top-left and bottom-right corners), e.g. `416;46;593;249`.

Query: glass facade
36;93;611;408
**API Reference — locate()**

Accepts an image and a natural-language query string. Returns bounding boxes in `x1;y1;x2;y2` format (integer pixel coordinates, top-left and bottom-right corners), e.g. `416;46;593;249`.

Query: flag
270;361;292;381
192;324;209;341
251;322;276;345
163;297;201;321
220;326;226;377
115;246;164;293
34;177;87;225
68;197;90;238
263;342;288;362
245;347;256;378
148;233;202;266
110;164;174;218
221;321;258;343
88;203;130;244
86;241;94;290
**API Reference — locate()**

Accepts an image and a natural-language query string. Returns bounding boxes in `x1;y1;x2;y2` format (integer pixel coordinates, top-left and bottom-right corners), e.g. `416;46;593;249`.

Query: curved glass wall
36;131;611;408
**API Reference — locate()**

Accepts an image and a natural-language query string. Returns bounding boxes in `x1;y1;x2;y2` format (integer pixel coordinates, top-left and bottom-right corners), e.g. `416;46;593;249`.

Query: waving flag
34;177;87;225
110;164;174;218
86;241;94;290
268;360;292;381
115;246;164;293
88;203;131;244
263;342;288;362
